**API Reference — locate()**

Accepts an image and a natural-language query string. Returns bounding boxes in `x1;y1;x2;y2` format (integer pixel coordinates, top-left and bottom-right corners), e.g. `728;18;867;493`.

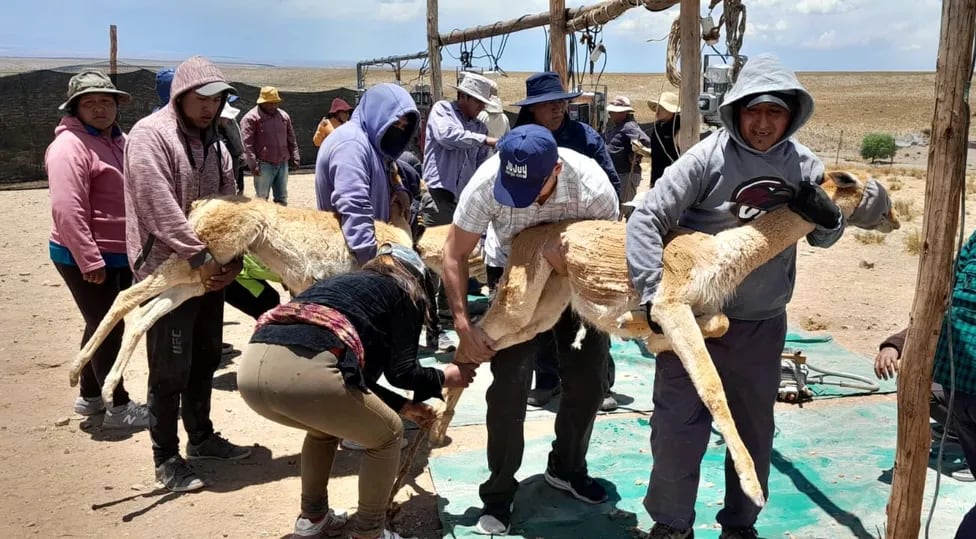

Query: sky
0;0;944;73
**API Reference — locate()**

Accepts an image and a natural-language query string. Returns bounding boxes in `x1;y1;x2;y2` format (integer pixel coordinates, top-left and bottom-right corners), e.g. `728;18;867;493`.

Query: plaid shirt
454;147;619;267
934;231;976;395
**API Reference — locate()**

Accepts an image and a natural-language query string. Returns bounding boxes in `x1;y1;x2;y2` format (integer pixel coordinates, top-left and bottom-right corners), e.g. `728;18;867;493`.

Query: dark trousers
146;291;224;465
644;314;787;530
234;166;245;195
54;262;133;405
224;280;280;320
945;390;976;538
480;267;610;505
534;335;616;394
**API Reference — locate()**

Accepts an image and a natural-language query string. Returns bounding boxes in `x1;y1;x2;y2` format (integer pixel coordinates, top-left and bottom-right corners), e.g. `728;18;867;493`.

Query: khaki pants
238;343;403;537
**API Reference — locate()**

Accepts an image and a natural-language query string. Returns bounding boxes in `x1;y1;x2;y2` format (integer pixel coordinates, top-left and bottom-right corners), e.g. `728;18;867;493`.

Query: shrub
860;133;897;163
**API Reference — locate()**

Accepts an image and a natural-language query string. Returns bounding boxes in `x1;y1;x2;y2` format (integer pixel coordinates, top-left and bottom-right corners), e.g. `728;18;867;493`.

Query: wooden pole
109;24;118;85
549;0;569;88
885;1;976;537
427;0;443;102
677;0;701;153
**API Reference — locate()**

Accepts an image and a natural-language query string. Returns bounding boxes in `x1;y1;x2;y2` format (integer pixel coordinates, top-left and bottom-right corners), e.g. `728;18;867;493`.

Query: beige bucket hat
58;71;132;111
647;91;680;113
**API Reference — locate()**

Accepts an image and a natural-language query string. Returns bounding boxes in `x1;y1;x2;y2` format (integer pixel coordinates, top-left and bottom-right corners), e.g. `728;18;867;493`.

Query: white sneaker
293;509;349;537
74;396;104;416
952;468;975;482
341;438;409;451
103;401;150;429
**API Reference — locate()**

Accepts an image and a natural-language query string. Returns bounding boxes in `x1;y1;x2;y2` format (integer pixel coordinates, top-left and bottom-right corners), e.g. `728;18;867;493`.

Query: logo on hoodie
730;177;794;222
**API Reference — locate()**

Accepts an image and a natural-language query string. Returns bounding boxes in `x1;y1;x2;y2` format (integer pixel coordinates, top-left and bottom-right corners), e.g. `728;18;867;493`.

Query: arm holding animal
443;225;496;363
625;152;708;309
328;141;380;265
789;158;844;245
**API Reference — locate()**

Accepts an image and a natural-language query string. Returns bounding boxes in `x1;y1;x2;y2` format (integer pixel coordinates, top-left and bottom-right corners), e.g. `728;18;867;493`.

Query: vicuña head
821;170;901;233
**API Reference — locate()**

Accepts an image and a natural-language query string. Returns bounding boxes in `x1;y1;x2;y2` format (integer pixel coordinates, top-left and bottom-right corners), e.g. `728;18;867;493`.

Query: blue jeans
253;161;289;205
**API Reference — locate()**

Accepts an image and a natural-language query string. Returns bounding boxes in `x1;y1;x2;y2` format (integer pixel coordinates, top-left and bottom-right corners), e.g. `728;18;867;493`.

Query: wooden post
109;24;118;85
427;0;443;102
549;0;569;88
885;1;976;537
677;0;701;152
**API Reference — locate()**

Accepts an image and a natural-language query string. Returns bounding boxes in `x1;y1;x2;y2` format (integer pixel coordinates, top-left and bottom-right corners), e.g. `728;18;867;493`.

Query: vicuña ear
826;170;859;189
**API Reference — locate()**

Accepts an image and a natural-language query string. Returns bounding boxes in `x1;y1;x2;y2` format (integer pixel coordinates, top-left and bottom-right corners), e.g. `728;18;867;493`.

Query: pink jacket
124;56;235;281
46;116;127;273
240;106;300;169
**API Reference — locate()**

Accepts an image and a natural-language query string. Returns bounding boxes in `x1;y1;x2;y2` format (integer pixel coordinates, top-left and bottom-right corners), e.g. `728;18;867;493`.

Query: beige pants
238;343;403;537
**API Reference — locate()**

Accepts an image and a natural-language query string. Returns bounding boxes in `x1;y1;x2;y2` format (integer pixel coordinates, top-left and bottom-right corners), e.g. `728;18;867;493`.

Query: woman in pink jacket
46;71;149;429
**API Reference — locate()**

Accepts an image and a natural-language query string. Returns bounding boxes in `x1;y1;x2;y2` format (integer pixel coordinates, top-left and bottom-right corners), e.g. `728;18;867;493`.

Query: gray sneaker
74;396;104;416
155;455;205;492
952;467;975;482
102;401;150;429
187;432;252;461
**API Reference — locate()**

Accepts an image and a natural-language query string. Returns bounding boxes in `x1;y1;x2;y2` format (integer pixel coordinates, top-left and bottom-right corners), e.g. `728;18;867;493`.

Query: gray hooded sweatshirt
625;54;844;320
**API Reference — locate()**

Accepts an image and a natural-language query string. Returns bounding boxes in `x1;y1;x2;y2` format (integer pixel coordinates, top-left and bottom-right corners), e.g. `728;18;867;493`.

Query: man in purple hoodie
315;83;420;264
124;55;252;493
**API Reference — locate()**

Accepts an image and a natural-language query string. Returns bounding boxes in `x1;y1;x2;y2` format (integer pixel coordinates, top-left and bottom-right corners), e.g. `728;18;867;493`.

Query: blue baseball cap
494;125;560;208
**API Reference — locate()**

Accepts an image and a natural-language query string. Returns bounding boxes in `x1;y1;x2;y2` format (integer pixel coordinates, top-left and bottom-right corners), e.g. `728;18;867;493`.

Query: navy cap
513;72;582;107
494;125;560;208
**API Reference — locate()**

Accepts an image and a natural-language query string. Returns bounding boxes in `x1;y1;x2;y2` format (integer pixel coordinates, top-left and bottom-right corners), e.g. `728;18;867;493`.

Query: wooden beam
427;0;443;102
566;0;642;32
440;5;606;46
677;0;701;152
549;0;568;87
109;24;118;84
886;1;976;537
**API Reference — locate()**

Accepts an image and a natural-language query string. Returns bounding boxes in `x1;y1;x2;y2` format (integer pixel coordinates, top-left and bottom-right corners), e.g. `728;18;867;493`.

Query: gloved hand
788;182;842;229
644;304;663;334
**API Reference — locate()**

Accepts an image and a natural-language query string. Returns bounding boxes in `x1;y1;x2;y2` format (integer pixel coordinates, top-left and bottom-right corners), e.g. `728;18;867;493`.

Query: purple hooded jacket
315;83;419;264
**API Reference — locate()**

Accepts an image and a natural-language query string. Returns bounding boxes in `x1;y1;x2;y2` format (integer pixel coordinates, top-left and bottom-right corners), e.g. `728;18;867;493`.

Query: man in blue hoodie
315;83;420;265
626;55;844;539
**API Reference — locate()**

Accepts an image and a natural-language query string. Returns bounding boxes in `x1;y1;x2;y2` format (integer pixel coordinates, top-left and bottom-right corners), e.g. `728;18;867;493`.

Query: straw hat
647;91;680;113
257;86;283;104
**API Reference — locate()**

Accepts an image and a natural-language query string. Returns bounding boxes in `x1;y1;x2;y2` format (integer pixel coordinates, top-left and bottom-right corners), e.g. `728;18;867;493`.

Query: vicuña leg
69;257;199;387
653;302;765;508
101;283;204;405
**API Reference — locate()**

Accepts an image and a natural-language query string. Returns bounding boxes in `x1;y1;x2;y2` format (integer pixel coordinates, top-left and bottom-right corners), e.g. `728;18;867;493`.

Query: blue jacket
315;83;419;265
514;109;620;195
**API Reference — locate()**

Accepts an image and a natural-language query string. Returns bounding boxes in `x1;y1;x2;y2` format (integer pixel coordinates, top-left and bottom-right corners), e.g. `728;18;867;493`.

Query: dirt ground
0;153;967;539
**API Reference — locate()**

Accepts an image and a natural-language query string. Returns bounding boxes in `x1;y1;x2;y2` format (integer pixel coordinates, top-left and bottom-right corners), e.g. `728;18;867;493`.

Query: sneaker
599;393;619;412
74;396;104;416
341;438;409;451
292;509;349;537
473;503;512;535
544;467;607;504
186;432;252;461
437;332;458;352
952;468;975;482
103;401;150;429
527;385;561;407
649;523;694;539
155;455;205;492
719;527;758;539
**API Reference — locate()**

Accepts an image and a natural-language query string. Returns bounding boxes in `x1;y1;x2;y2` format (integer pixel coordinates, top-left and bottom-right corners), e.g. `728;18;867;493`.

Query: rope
664;0;747;86
665;18;681;87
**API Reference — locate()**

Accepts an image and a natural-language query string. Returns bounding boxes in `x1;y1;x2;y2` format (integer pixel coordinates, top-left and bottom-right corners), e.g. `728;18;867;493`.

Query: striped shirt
934;231;976;395
454;147;619;267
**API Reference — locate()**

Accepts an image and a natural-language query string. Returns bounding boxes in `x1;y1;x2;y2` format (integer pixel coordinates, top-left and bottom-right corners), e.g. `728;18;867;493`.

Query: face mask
381;125;408;155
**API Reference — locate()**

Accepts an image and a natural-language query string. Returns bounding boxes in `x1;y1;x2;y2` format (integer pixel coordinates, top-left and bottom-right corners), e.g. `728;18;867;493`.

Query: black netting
0;66;358;184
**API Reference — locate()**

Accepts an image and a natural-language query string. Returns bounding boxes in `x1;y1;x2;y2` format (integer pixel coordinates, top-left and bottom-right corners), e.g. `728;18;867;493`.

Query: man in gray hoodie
625;55;844;539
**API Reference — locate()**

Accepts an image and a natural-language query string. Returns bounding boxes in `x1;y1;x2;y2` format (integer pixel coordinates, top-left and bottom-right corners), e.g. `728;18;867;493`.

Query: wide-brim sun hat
58;70;132;111
257;86;283;104
647;91;680;114
452;72;493;106
513;72;581;107
606;95;634;113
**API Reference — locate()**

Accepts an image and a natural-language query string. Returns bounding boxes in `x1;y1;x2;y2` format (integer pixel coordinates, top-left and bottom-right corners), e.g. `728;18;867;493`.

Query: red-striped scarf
255;302;365;368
